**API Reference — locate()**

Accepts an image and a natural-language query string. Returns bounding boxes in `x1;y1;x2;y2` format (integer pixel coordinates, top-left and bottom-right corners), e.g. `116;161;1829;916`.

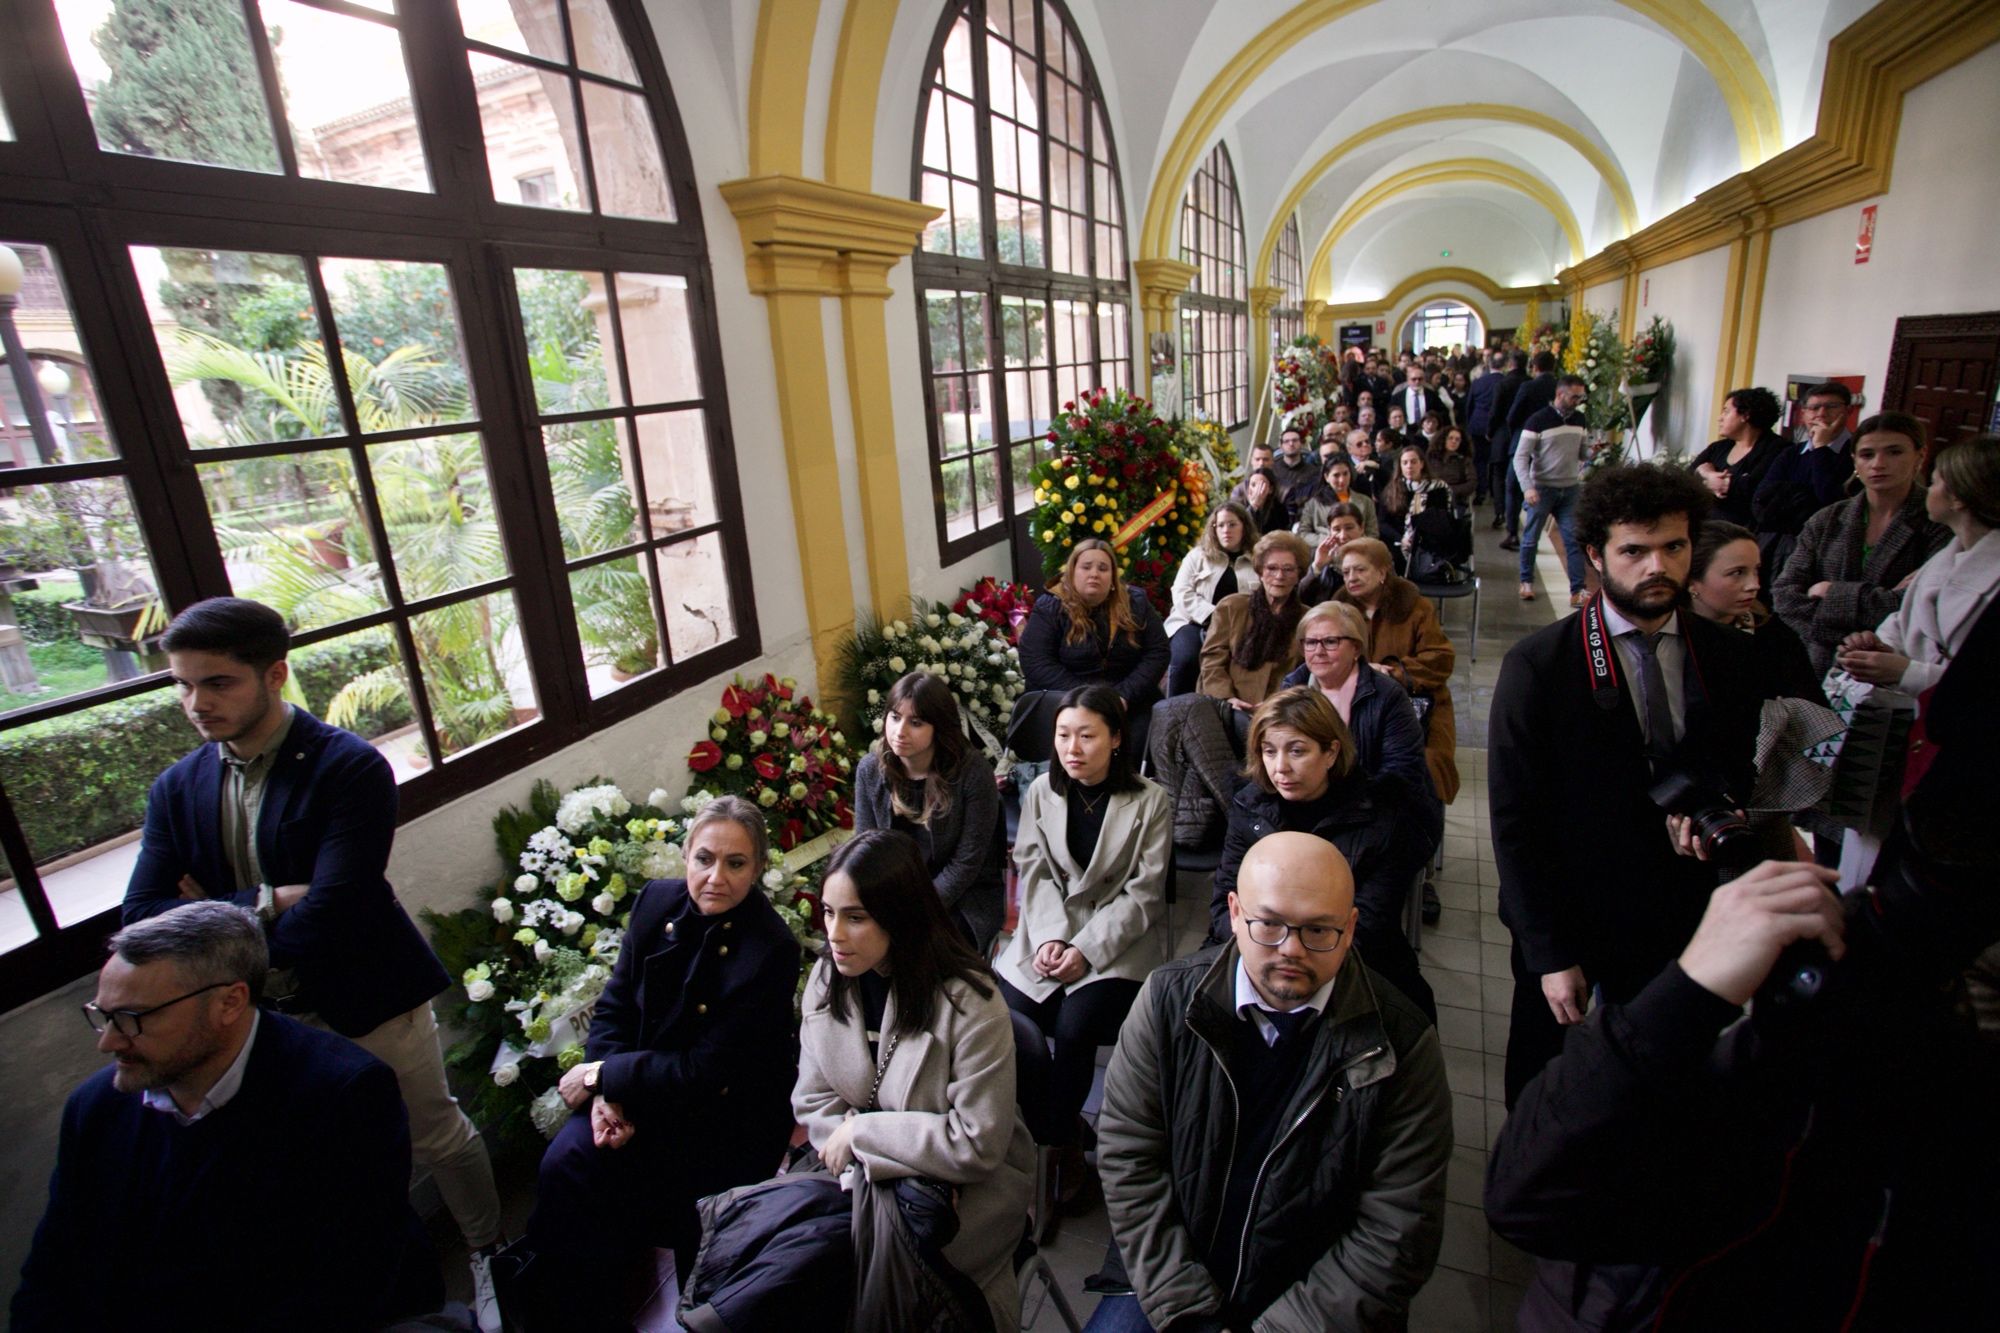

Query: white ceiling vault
1077;0;1881;304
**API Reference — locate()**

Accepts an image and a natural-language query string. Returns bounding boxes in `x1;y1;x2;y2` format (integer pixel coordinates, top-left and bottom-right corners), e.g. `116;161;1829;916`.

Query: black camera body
1647;767;1759;870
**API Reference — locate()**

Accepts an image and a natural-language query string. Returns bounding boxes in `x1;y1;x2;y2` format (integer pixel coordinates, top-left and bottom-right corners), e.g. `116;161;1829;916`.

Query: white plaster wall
1752;43;2000;410
1582;278;1623;324
1631;245;1731;460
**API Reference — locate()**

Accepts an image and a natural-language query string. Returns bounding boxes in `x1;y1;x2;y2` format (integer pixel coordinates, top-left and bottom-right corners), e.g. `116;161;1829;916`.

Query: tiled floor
450;509;1578;1331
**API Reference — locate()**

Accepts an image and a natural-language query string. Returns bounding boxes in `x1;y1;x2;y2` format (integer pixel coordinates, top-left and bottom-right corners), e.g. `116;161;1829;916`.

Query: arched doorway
1400;300;1483;353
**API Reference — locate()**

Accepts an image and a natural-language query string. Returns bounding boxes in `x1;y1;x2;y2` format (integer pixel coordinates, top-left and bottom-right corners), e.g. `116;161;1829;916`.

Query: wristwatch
582;1062;601;1092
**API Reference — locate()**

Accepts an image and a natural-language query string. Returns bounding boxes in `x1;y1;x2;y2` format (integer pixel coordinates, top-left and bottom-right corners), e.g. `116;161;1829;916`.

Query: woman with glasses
1204;688;1436;1022
1197;531;1315;723
1281;601;1436;807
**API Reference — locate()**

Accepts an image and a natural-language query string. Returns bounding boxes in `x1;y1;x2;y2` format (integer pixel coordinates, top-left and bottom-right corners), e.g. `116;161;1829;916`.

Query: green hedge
9;582;84;645
0;632;411;864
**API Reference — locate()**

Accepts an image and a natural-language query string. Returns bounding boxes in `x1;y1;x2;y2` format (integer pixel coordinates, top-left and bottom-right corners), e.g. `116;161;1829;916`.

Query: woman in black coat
1204;687;1436;1022
852;671;1003;952
1018;537;1169;754
1691;387;1788;527
515;795;802;1331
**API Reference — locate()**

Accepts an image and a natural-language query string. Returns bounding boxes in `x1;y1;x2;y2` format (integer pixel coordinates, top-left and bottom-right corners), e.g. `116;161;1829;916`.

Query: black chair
1411;552;1480;661
1009;1011;1085;1332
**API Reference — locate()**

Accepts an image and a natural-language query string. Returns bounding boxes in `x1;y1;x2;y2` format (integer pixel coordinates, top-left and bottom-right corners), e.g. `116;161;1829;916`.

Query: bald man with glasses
13;903;441;1332
1090;834;1450;1333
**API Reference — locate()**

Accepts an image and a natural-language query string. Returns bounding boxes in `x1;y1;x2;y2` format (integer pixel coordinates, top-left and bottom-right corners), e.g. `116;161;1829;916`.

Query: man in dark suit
1498;351;1560;549
1489;466;1766;1105
121;597;502;1328
1466;350;1504;504
1392;363;1443;432
14;902;442;1332
1486;351;1530;528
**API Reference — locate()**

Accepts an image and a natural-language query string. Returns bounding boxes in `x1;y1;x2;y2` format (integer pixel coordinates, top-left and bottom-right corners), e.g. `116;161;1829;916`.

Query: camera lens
1694;808;1759;870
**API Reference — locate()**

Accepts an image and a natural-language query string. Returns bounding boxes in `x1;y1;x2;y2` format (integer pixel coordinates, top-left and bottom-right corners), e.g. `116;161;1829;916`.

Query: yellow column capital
1302;299;1329;341
720;174;941;285
1134;257;1199;340
1248;284;1284;322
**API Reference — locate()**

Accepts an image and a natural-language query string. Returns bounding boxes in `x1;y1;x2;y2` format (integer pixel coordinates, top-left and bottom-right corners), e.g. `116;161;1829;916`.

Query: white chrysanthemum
491;897;516;923
642;840;685;880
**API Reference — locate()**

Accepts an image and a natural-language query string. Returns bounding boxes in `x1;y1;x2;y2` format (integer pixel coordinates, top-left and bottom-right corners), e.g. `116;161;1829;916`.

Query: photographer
1490;465;1769;1105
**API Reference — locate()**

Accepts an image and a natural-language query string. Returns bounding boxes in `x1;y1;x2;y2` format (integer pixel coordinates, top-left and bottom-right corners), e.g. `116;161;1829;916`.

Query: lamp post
0;245;65;467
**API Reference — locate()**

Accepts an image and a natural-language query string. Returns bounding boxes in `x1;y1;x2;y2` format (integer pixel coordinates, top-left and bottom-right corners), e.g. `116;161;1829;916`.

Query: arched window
1178;142;1247;428
1270;213;1304;350
913;0;1132;563
0;0;751;1007
1403;301;1482;353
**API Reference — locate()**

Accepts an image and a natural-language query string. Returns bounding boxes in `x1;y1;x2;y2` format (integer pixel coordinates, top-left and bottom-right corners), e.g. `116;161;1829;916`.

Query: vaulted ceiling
1081;0;1880;302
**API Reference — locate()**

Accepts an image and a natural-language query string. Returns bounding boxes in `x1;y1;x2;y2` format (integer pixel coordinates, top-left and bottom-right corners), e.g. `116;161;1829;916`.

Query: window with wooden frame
0;0;753;1011
1271;212;1305;351
912;0;1132;563
1178;142;1248;429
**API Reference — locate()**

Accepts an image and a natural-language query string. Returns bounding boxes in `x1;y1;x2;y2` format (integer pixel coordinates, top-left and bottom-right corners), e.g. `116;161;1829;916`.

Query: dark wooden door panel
1884;312;2000;448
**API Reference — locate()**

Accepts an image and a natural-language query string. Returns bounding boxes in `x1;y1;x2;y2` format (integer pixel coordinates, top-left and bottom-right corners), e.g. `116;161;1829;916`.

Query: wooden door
1883;312;2000;448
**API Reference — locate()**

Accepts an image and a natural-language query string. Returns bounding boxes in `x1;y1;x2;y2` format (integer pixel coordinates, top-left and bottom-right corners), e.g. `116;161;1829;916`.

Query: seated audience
1837;432;2000;695
1019;538;1171;749
853;671;1004;951
515;796;799;1330
14;903;442;1332
1428;424;1477;507
1281;600;1436;803
1294;454;1378;545
999;684;1171;1204
1376;445;1452;568
1094;832;1450;1332
1165;501;1260;697
795;831;1034;1332
1348;430;1386;497
1772;412;1950;678
1335;538;1461;805
121;596;500;1320
1300;503;1370;603
1687;520;1821;701
1692;386;1787;527
1241;464;1289;535
1268;425;1320;501
1199;531;1314;717
1751;379;1856;572
1206;689;1437;1020
1227;442;1274;506
1416;408;1445;450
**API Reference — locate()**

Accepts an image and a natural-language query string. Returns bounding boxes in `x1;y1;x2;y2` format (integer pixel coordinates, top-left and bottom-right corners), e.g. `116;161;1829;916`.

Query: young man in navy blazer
14;902;442;1331
120;597;502;1329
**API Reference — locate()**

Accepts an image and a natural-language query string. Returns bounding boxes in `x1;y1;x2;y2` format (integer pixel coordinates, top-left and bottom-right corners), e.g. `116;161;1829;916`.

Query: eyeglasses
1244;918;1346;952
82;982;230;1038
1262;564;1300;578
1301;636;1357;652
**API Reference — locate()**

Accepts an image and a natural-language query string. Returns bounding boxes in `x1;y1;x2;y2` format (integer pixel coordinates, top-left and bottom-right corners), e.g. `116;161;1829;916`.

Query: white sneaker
468;1246;503;1333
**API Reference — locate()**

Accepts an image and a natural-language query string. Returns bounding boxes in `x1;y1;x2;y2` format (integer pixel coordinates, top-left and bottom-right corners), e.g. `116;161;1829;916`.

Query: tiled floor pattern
445;509;1573;1331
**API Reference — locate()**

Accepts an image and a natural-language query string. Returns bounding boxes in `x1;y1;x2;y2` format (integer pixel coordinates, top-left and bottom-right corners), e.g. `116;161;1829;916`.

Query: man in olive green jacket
1095;834;1451;1332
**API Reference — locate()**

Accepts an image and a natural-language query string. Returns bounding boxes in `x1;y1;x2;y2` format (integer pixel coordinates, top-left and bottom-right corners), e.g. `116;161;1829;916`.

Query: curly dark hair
1575;464;1714;554
1724;386;1783;432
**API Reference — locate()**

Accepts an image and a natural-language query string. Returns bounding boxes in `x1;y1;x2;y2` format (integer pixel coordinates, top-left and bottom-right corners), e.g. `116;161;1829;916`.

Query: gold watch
582;1062;601;1092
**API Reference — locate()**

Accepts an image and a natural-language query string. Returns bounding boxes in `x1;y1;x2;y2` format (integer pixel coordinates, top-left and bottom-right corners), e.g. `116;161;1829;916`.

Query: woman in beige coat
797;830;1035;1330
1198;529;1314;715
996;684;1171;1204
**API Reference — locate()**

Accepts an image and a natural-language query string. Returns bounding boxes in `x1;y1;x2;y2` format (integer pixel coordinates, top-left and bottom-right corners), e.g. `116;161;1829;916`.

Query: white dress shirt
1234;957;1338;1046
142;1009;261;1126
1599;599;1686;747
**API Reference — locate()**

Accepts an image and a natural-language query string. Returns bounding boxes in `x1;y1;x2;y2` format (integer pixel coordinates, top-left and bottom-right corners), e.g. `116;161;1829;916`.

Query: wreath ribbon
1113;485;1177;548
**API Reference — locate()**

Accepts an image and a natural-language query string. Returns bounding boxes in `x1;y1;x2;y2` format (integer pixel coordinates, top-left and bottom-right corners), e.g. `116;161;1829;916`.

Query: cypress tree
89;0;281;172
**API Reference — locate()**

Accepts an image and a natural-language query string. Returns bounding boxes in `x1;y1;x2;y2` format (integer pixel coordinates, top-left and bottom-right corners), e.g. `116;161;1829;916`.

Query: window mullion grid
299;257;450;769
237;0;302;178
0;775;61;940
599;278;675;671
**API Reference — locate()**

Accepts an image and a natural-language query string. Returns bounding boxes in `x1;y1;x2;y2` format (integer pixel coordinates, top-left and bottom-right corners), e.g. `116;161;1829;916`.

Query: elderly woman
1019;537;1170;742
852;671;1003;952
1299;502;1371;604
517;795;801;1330
1295;454;1379;546
999;684;1169;1203
1199;530;1314;717
1164;500;1259;697
1772;413;1950;678
1281;600;1435;806
1204;687;1436;1021
1335;538;1460;805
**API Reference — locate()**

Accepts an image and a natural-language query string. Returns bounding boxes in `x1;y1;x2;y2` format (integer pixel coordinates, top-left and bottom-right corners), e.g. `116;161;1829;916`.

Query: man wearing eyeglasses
1752;380;1857;572
13;902;440;1331
1091;833;1451;1333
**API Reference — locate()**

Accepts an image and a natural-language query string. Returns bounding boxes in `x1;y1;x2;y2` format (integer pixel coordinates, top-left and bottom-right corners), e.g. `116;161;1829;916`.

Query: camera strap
1580;594;1712;720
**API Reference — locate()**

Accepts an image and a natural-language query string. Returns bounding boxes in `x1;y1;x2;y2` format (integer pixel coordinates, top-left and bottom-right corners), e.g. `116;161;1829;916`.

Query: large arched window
0;0;752;1008
1271;213;1304;350
1178;142;1248;429
913;0;1132;564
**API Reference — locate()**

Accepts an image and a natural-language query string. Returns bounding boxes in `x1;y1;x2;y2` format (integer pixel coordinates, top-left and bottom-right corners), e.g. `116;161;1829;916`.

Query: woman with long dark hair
998;685;1169;1206
1018;538;1169;712
1687;520;1821;701
852;671;1003;952
796;830;1034;1331
1428;425;1477;507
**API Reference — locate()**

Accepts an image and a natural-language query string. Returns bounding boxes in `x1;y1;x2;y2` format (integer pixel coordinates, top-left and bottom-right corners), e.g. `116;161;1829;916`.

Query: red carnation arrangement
685;673;857;848
951;577;1038;645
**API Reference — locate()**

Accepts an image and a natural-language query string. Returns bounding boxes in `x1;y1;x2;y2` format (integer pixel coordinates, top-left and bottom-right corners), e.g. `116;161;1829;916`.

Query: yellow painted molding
747;0;820;177
1134;257;1199;341
1708;222;1772;426
824;0;902;192
719;174;942;273
1317;267;1558;323
1559;1;2000;292
1252;104;1639;288
1306;160;1583;300
1387;291;1494;351
1138;0;1779;266
1303;299;1329;342
1248;284;1284;320
836;293;911;617
1618;260;1641;342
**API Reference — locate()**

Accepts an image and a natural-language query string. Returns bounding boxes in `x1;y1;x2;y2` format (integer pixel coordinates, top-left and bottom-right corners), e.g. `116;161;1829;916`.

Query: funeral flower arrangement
951;576;1038;645
1178;415;1240;506
838;601;1025;761
1026;386;1207;610
685;673;857;851
425;779;822;1150
1563;308;1631;440
1623;315;1675;432
1270;334;1341;436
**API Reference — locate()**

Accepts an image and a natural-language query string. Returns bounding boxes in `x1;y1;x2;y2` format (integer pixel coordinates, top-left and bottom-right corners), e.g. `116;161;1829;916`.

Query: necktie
1264;1007;1312;1049
1623;629;1676;763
